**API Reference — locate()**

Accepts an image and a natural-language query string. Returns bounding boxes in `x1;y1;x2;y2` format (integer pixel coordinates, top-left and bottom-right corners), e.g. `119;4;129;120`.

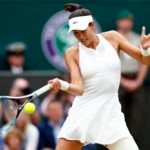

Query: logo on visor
73;21;78;24
41;10;102;72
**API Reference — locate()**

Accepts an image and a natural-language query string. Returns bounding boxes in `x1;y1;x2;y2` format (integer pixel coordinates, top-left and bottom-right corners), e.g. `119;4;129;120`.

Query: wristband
140;45;150;56
59;80;70;91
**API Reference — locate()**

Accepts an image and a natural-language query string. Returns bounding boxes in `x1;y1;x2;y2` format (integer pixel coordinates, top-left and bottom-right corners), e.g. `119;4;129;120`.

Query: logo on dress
41;10;102;72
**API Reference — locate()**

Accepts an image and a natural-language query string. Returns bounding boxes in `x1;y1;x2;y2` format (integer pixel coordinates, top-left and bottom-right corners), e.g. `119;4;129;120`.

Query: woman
48;3;150;150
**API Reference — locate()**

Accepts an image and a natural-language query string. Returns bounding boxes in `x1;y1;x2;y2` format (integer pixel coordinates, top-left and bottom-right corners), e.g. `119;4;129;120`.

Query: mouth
81;40;90;46
81;39;86;43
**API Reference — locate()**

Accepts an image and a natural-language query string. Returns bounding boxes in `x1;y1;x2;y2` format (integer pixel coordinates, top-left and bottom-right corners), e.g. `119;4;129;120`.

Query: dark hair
19;87;31;95
7;51;24;56
64;3;92;19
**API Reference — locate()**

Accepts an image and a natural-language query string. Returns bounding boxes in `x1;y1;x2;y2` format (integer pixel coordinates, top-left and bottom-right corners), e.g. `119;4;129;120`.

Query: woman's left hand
141;26;150;49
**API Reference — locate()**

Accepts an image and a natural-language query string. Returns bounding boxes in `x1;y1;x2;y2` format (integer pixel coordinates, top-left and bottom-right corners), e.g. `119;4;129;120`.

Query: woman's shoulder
65;45;79;57
99;30;122;51
100;30;123;43
64;45;79;64
100;30;120;37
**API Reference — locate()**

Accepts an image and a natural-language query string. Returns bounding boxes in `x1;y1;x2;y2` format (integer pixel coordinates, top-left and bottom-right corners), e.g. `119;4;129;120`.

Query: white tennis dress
58;34;131;145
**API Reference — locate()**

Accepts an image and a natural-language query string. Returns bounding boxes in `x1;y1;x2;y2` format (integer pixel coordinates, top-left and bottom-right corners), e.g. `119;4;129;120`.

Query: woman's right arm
48;46;84;96
64;46;84;95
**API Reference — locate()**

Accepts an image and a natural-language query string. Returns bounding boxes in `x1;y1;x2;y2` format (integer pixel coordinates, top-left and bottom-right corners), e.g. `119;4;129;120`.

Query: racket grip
34;84;51;96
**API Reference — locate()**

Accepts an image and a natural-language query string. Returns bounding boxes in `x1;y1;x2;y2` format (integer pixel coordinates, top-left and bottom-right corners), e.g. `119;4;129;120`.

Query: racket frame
0;84;50;133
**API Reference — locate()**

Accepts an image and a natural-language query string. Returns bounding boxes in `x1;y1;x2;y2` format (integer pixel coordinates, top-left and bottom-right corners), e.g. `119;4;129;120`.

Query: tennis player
48;3;150;150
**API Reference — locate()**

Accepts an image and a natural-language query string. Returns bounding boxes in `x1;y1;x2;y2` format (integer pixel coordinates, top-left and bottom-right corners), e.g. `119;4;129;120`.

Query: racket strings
0;99;19;133
0;100;8;126
0;99;17;126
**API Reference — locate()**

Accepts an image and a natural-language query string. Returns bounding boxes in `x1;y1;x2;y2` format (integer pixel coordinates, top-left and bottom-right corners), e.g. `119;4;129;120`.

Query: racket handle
34;84;51;96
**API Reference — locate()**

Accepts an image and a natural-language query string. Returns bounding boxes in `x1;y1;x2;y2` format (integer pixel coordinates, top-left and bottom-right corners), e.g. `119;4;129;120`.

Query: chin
82;41;90;47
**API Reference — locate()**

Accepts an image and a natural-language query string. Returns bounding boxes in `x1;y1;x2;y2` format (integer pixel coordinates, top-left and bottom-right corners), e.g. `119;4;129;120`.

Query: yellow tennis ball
24;102;36;114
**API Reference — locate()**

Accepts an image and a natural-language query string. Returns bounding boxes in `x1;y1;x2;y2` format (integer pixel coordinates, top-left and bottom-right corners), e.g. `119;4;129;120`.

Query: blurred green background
0;0;149;72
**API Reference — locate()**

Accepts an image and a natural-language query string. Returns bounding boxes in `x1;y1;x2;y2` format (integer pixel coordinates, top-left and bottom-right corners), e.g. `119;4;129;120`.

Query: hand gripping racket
0;84;51;134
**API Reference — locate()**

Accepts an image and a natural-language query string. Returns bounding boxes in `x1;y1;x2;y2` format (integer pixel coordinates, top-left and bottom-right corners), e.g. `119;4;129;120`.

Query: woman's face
72;23;95;47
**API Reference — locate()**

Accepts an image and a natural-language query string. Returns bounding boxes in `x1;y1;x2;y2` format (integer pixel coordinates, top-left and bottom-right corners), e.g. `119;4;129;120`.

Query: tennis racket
0;84;51;134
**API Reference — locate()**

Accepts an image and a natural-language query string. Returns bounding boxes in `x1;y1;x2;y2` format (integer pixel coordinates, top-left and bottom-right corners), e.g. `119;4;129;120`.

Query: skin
46;101;63;124
116;18;134;35
116;18;148;92
48;22;150;150
6;134;22;150
8;54;24;67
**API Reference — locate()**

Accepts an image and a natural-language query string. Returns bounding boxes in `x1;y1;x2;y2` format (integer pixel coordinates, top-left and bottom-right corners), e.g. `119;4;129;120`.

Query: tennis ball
24;102;36;114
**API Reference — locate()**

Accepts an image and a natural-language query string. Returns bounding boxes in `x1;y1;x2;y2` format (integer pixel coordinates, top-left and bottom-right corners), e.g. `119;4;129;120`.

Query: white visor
68;15;93;33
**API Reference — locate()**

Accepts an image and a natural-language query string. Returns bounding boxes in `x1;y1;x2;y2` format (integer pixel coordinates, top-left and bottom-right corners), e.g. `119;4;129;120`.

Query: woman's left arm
116;27;150;64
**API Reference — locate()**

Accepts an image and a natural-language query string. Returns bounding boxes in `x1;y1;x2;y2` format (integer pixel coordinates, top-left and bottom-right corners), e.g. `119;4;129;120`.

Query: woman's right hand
141;26;150;49
48;78;61;93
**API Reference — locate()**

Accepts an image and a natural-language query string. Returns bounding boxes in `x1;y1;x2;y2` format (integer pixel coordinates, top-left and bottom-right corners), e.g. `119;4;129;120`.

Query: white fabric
59;79;70;91
11;66;23;74
107;137;139;150
58;34;131;145
24;124;39;150
140;46;150;56
68;15;93;33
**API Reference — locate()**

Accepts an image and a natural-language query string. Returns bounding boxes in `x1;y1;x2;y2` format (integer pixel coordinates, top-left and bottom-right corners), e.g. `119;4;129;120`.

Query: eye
73;31;80;37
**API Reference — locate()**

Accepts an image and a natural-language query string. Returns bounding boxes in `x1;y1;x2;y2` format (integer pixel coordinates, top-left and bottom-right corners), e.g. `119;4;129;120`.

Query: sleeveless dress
58;34;131;145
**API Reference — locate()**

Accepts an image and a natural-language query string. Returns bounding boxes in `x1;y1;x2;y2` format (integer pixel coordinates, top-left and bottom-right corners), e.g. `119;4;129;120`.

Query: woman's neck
88;34;100;49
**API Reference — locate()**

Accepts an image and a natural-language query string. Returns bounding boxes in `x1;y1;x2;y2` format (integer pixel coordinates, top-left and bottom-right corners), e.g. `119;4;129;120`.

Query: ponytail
64;3;82;12
64;3;91;19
